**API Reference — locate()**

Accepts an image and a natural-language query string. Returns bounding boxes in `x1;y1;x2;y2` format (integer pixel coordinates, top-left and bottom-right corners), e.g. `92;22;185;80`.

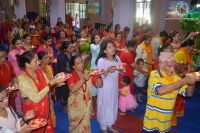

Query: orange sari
141;41;153;72
23;68;54;133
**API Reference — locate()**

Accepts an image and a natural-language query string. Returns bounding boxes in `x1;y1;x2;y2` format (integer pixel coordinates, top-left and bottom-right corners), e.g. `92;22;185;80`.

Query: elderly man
142;52;199;133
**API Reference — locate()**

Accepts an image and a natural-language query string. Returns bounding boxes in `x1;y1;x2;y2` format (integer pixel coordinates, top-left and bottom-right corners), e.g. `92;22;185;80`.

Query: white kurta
96;56;121;129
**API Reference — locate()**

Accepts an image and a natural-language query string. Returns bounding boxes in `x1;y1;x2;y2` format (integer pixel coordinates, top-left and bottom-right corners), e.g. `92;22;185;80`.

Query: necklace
82;82;87;100
76;71;87;100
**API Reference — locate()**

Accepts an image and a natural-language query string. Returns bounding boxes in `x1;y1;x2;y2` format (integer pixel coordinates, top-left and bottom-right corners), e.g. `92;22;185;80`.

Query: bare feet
118;112;126;115
108;127;119;133
102;130;108;133
118;110;126;115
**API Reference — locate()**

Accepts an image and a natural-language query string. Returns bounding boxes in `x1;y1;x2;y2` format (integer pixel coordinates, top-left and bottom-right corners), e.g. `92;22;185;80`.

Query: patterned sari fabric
19;68;54;133
67;71;94;133
135;42;153;72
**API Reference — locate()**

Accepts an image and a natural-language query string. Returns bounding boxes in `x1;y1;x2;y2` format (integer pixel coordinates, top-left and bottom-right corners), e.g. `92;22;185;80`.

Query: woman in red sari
17;50;66;133
119;40;137;94
114;32;126;54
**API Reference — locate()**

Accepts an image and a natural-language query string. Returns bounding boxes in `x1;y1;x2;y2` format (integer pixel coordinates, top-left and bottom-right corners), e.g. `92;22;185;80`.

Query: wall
50;0;113;27
14;0;26;18
0;1;14;20
113;0;135;39
25;0;39;13
151;0;168;34
50;0;65;25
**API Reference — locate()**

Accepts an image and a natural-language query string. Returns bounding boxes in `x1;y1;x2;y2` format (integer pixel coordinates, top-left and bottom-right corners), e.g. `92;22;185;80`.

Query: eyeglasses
0;94;9;102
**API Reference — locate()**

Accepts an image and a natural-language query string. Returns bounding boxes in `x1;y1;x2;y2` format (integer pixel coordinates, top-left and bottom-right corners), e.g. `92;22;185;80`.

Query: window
136;0;151;25
66;3;87;19
80;4;86;19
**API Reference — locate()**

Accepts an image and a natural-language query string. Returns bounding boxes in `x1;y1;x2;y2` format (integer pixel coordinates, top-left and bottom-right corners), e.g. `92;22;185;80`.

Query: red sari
0;61;16;108
23;68;54;133
119;50;135;94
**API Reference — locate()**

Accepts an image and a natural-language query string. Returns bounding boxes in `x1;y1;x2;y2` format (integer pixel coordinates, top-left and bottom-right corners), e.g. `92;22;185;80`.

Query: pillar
14;0;26;18
50;0;65;26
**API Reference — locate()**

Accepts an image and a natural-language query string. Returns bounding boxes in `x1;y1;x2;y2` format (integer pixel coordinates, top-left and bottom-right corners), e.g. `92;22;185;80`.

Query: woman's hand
83;70;91;81
182;75;197;85
24;109;35;122
19;125;37;133
107;66;117;73
50;72;68;87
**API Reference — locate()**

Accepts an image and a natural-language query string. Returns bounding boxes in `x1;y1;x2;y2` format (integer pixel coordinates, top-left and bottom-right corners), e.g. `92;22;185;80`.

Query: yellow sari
141;41;153;72
43;65;56;128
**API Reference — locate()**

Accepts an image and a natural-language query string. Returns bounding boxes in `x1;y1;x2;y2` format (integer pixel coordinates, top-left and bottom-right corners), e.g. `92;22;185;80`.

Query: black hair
16;50;35;69
12;37;21;46
37;51;47;60
115;24;120;30
158;43;172;55
95;39;117;65
106;25;112;32
136;58;144;65
122;76;131;85
181;39;195;47
115;32;122;38
169;31;179;42
124;26;130;32
91;33;100;44
71;55;82;69
159;31;168;38
71;35;77;43
23;34;30;39
43;35;51;42
143;34;151;41
126;40;136;48
61;41;71;51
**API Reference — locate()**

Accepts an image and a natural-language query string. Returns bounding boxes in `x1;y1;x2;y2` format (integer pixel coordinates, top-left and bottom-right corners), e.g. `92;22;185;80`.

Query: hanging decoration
175;1;189;15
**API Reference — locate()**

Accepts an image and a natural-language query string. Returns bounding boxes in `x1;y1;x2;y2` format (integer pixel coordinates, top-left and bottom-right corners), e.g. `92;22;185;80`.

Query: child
119;76;138;115
133;58;148;103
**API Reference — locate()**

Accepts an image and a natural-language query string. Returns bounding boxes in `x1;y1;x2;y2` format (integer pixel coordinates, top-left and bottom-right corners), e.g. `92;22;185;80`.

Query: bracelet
48;82;52;88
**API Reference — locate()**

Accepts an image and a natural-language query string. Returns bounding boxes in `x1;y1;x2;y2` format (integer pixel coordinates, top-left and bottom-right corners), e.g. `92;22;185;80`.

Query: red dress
23;68;54;133
0;61;15;88
119;51;135;94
